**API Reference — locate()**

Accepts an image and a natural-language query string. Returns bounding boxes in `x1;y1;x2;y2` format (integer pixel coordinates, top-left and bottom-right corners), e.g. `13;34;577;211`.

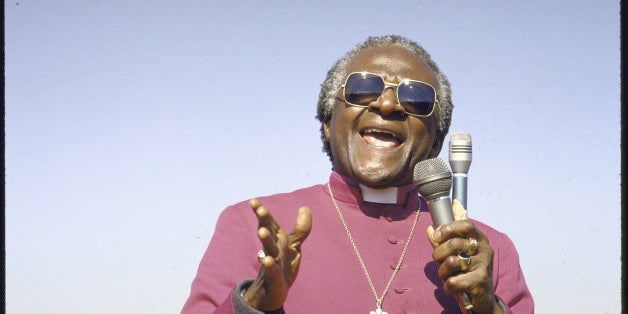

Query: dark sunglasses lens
344;73;384;106
398;81;435;115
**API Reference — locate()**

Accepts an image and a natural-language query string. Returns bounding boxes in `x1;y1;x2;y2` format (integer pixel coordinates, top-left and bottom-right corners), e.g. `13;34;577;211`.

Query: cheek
409;120;437;155
329;107;359;141
328;115;349;150
419;109;439;133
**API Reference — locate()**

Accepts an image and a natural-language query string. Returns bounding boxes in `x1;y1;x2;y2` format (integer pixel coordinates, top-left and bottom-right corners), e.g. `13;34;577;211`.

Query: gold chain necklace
327;183;421;314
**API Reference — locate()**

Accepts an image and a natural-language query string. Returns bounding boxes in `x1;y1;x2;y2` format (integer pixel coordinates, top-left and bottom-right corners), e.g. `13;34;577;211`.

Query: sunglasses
339;71;437;117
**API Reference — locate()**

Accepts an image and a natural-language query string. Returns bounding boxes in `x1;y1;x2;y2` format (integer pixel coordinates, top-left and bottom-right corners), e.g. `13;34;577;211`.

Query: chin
353;168;411;189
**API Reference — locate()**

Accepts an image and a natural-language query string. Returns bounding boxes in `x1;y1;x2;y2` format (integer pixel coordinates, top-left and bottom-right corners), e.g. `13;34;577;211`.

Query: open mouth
360;128;402;148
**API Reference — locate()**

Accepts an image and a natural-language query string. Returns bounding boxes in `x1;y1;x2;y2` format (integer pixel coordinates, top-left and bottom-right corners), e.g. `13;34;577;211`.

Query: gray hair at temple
315;35;453;161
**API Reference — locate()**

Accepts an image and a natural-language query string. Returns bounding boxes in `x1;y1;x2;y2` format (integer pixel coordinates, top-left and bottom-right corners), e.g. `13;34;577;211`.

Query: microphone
448;132;472;209
413;158;474;312
413;157;454;227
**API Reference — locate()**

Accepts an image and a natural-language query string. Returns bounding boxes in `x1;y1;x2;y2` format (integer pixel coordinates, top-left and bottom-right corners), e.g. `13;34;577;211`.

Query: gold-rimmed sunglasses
338;71;437;117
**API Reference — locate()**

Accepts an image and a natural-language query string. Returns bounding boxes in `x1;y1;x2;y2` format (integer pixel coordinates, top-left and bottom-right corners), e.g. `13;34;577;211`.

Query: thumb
425;225;439;248
289;206;312;247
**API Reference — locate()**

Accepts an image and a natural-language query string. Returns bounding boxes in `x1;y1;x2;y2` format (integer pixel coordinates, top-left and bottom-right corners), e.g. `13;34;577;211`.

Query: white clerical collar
359;184;399;204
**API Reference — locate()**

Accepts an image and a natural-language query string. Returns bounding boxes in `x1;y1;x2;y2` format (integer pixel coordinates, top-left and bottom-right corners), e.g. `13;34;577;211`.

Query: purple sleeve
182;202;259;313
491;232;535;313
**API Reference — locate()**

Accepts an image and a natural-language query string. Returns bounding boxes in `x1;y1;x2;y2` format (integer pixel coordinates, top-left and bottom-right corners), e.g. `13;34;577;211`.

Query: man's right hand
242;199;313;312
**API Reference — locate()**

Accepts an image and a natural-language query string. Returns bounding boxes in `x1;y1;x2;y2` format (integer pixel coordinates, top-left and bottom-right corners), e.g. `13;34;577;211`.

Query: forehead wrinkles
369;54;414;73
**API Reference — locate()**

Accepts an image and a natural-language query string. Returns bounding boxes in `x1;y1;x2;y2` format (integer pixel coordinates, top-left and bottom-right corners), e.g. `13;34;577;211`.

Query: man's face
323;45;443;188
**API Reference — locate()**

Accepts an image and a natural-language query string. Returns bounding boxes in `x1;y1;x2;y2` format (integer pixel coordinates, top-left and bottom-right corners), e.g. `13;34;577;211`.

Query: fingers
259;252;283;277
434;239;495;299
440;267;483;295
250;199;282;257
437;253;477;279
429;219;498;312
246;200;313;312
432;237;472;263
250;199;281;236
430;220;484;257
429;220;492;287
432;220;479;243
250;199;314;258
258;226;280;257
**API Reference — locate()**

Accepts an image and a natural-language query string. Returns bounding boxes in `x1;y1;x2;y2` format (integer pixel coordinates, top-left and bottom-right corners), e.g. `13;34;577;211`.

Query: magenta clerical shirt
182;172;533;313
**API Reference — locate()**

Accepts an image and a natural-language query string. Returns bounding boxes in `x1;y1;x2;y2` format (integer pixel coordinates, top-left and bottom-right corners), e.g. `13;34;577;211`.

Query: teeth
363;129;399;141
361;129;402;148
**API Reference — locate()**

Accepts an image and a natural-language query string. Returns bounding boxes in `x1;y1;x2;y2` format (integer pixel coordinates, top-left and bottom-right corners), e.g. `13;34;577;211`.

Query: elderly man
183;35;533;313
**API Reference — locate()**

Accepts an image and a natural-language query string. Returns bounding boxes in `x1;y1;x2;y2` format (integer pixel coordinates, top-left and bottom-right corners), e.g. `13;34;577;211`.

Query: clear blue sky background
5;1;620;313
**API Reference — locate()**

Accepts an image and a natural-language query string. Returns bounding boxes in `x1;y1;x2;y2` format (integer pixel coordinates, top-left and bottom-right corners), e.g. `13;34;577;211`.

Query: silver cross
370;307;388;314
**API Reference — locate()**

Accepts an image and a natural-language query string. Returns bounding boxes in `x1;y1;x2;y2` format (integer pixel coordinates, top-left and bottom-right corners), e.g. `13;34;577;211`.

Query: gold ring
458;252;471;270
257;250;266;263
467;237;478;255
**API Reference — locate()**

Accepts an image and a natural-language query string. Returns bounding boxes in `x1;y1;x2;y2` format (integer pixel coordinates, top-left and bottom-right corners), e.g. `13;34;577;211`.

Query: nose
368;87;405;117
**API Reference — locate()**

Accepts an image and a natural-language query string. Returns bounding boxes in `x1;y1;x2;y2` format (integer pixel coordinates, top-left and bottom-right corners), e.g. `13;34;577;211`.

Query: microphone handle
433;177;473;313
452;173;467;209
428;196;455;227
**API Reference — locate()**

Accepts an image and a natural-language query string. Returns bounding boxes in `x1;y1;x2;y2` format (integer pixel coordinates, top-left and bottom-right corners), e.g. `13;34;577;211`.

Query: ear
428;130;445;158
323;122;331;142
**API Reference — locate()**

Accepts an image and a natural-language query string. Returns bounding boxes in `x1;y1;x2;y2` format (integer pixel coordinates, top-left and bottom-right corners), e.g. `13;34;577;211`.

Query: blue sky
5;1;620;313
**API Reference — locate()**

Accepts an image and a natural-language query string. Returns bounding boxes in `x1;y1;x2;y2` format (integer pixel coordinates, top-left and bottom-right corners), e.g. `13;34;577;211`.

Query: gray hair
315;35;453;160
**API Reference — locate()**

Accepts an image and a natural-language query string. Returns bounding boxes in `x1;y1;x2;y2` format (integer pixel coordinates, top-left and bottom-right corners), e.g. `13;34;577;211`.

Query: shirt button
388;236;399;244
394;287;412;294
390;261;406;270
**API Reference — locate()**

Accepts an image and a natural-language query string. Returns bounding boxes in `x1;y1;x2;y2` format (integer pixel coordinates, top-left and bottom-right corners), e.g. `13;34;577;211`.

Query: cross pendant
369;307;387;314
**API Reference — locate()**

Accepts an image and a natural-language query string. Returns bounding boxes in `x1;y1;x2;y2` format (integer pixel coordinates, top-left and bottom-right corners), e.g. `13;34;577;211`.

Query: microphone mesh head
413;158;452;200
450;132;471;141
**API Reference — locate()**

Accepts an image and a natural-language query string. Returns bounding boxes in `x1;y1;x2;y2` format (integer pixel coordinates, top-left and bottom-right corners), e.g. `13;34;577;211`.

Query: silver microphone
413;157;474;312
413;158;453;227
448;132;472;209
